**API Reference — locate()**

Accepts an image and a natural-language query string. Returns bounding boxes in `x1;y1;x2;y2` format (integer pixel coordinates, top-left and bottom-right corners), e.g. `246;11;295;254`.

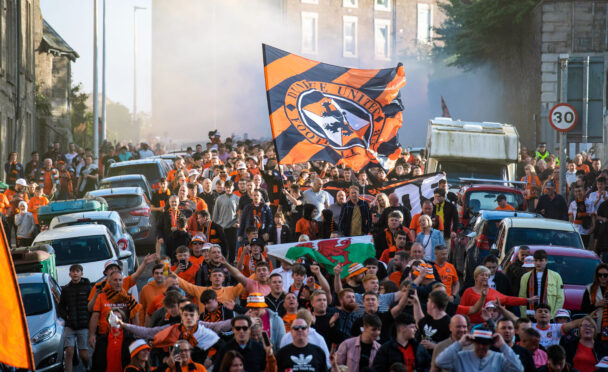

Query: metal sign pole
558;55;568;196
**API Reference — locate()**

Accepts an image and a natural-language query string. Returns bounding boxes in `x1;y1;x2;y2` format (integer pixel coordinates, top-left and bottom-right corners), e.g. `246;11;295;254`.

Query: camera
208;130;217;139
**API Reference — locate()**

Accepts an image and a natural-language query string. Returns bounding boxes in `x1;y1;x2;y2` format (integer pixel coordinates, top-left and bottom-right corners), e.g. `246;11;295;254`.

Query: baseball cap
129;339;151;358
104;260;121;273
250;238;265;247
191;234;206;243
484;301;496;310
246;293;267;308
15;178;27;187
347;263;367;278
201;243;212;251
472;328;493;344
236;162;247;170
522;256;535;268
555;309;571;320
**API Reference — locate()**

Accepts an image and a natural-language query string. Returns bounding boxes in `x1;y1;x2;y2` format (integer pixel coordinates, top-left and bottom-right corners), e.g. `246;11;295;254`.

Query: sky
41;0;152;113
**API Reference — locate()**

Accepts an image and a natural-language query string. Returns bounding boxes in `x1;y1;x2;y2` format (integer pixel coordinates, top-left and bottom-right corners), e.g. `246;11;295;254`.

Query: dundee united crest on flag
263;44;406;171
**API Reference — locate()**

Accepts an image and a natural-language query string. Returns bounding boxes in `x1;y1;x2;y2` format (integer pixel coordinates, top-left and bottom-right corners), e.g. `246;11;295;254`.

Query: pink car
501;245;601;311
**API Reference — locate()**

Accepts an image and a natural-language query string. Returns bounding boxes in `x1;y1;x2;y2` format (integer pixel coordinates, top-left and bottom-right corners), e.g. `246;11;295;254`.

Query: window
301;12;318;54
374;19;391;60
417;3;433;43
343;16;357;57
375;0;390;11
343;0;357;7
565;57;605;143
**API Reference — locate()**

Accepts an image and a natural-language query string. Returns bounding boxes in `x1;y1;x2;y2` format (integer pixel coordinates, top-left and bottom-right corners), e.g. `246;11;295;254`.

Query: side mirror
119;250;132;259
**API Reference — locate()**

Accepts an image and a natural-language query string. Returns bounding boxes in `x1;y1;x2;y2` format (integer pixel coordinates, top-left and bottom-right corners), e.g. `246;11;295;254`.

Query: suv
107;158;171;188
49;211;137;273
495;217;584;263
461;210;537;282
33;224;131;285
85;187;155;245
18;272;65;371
459;184;527;226
99;174;153;201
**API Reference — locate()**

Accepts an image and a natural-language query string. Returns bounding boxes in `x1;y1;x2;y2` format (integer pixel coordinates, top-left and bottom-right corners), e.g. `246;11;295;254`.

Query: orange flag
0;224;34;369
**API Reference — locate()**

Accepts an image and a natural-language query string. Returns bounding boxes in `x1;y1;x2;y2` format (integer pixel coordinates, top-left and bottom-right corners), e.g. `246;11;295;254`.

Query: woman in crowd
415;215;445;262
562;315;608;372
581;263;608;337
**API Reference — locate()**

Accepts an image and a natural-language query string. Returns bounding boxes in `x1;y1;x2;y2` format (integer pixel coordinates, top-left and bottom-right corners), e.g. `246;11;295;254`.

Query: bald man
430;315;470;372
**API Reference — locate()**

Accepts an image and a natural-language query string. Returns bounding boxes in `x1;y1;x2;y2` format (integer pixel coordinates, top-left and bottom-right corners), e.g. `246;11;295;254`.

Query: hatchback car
501;245;601;311
461;210;537;282
18;272;65;371
33;224;131;285
99;174;153;201
85;187;155;245
49;211;137;273
107;158;171;189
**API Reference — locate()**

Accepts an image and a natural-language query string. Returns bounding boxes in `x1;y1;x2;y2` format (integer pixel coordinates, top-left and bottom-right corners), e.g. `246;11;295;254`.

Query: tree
70;83;93;148
106;101;137;142
434;0;537;69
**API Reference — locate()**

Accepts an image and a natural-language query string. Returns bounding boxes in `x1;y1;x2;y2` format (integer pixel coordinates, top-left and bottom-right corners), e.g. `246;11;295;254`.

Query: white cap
236;162;247;170
15;178;27;187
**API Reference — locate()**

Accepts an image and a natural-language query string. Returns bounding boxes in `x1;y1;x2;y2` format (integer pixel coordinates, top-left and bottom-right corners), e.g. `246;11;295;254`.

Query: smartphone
179;259;187;267
408;283;418;297
262;331;271;347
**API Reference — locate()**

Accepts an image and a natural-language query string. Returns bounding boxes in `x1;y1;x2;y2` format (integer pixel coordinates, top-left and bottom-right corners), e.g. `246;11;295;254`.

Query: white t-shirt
536;271;544;298
488;274;496;289
532;322;564;348
568;198;594;235
302;188;331;221
588;191;608;213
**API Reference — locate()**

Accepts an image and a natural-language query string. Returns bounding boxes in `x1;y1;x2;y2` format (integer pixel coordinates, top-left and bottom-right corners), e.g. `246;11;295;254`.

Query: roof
100;174;148;182
34;224;109;241
504;217;577;231
512;245;600;259
50;211;121;227
17;272;46;283
466;185;523;194
478;210;537;220
109;158;166;167
40;20;79;61
87;187;144;197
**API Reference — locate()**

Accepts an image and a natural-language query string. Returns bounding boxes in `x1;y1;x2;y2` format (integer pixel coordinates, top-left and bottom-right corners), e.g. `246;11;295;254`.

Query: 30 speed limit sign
549;103;578;132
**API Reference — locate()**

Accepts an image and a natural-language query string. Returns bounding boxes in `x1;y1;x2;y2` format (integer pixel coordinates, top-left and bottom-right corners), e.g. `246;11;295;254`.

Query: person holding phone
163;339;206;371
171;246;200;284
213;315;268;372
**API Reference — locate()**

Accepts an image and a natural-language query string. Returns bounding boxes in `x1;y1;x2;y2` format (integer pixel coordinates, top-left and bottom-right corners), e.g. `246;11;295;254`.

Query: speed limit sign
549;103;578;132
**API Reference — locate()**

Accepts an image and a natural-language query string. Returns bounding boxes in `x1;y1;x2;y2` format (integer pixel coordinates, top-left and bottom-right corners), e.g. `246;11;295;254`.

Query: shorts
64;327;89;350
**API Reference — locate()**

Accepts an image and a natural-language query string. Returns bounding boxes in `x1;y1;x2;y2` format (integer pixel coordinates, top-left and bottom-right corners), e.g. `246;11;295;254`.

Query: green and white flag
267;236;375;279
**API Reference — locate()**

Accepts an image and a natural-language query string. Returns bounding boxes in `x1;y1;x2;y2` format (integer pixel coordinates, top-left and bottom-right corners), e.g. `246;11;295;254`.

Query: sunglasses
292;325;308;331
598;273;608;278
234;326;249;331
192;242;204;245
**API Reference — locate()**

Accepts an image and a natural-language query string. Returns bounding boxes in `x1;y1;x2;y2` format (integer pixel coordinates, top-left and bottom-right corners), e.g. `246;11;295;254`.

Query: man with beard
195;244;232;286
495;318;535;372
377;212;412;262
334;288;362;344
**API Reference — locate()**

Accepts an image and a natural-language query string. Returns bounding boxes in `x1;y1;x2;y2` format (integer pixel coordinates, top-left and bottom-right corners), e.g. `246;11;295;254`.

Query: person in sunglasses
213;315;267;372
276;317;328;372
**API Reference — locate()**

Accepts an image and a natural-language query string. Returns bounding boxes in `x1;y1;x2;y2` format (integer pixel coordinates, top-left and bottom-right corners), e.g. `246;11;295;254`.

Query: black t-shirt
312;307;338;344
359;339;373;372
418;314;451;345
276;343;328;372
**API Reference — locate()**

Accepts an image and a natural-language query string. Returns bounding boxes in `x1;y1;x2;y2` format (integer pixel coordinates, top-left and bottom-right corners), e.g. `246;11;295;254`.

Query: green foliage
35;84;51;117
106;101;137;142
434;0;538;69
70;83;93;148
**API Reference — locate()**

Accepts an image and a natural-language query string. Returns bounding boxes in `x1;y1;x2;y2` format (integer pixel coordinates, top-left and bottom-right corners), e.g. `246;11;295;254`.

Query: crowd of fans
2;135;608;372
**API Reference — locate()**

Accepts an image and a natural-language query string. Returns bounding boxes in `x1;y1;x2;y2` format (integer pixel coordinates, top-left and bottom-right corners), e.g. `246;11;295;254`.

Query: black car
107;158;171;189
99;174;153;201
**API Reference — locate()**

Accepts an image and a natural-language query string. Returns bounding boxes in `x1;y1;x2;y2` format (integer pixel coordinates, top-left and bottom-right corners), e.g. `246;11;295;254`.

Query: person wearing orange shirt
188;235;207;267
172;246;200;284
177;268;243;305
433;245;459;300
282;293;299;332
237;238;273;278
409;200;444;241
139;264;167;322
28;185;49;224
522;164;541;211
495;194;516;211
187;183;208;212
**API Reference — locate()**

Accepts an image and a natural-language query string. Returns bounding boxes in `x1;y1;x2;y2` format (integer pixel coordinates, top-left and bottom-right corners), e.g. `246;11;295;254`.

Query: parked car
36;197;108;231
459;183;527;226
18;272;65;371
495;217;584;264
107;158;171;189
33;225;131;285
501;245;601;311
461;210;538;282
85;187;155;245
49;211;137;273
99;174;153;201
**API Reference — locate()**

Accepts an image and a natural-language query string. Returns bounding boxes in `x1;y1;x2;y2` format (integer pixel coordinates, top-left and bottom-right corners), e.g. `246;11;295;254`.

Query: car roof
511;245;600;259
34;224;110;241
87;187;144;196
100;174;148;183
50;211;121;225
478;210;537;220
17;272;47;284
465;185;524;193
503;217;577;231
109;158;165;167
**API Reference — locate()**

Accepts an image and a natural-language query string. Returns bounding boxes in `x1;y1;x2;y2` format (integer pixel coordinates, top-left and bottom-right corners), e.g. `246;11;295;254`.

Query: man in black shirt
310;290;338;344
265;273;286;314
277;318;328;372
535;181;568;220
214;315;266;372
350;292;396;344
415;290;451;351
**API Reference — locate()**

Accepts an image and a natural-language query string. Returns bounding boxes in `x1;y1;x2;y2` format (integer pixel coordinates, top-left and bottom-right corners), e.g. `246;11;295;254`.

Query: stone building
0;0;41;181
35;19;79;152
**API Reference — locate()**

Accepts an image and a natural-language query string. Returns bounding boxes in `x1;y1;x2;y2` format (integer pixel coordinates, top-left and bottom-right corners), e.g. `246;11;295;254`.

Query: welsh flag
266;236;375;279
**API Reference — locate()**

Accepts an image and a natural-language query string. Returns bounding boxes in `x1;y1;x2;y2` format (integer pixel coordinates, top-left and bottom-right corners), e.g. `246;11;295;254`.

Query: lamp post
101;0;106;143
93;0;99;159
133;6;146;139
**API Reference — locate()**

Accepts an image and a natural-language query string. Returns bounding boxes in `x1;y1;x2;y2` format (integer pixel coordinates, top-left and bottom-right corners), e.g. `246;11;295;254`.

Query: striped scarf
179;324;199;347
103;287;141;316
202;303;224;323
590;287;608;341
527;269;548;312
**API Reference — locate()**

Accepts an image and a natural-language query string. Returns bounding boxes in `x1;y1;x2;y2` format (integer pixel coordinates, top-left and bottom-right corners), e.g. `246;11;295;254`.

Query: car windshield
100;180;146;192
101;195;142;210
19;282;52;316
482;220;502;244
36;235;112;265
466;191;523;212
438;161;507;181
505;228;583;253
55;220;118;236
547;255;598;286
108;164;160;184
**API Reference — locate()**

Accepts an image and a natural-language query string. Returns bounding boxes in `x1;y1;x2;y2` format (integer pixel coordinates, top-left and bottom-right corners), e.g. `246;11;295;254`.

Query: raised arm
310;264;332;303
332;264;343;294
131;253;159;284
219;256;248;286
467;288;488;315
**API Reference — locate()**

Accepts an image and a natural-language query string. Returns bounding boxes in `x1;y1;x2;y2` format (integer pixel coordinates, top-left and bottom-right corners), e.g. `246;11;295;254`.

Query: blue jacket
238;203;273;238
415;228;445;261
339;199;372;236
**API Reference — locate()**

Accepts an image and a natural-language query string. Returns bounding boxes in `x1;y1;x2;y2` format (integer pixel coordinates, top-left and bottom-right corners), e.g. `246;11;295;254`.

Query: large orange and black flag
0;224;35;369
263;44;406;171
